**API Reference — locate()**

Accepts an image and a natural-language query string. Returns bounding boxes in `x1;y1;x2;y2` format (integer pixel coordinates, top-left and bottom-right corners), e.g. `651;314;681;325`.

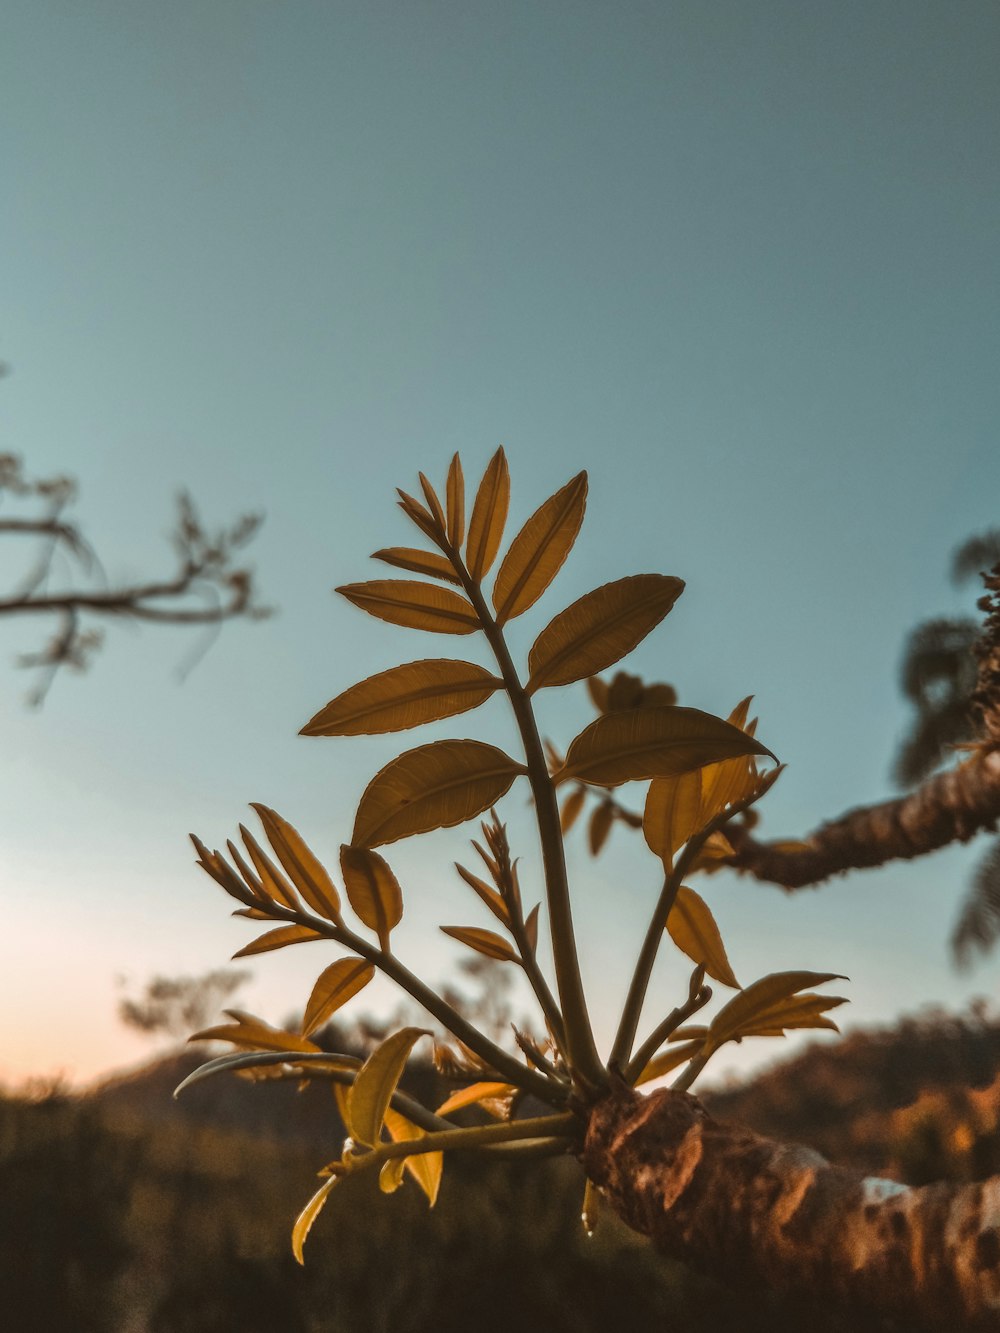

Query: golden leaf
465;447;509;581
557;706;774;788
336;580;479;634
492;471;587;624
301;659;501;737
339;845;403;948
397;489;439;542
379;1157;406;1194
250;805;342;923
239;825;300;910
371;547;461;586
190;1011;321;1055
446;453;465;547
643;769;702;864
707;972;847;1052
526;574;684;693
384;1107;444;1206
301;958;376;1038
292;1173;339;1264
352;739;525;847
636;1037;704;1085
455;862;510;925
731;992;848;1039
666;886;740;989
435;1081;516;1117
233;924;323;958
418;472;447;533
347;1026;429;1147
440;925;520;964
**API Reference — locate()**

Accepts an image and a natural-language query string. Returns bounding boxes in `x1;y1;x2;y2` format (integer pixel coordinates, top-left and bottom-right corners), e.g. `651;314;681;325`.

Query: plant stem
625;967;710;1082
672;1049;712;1093
454;560;606;1095
343;1112;576;1172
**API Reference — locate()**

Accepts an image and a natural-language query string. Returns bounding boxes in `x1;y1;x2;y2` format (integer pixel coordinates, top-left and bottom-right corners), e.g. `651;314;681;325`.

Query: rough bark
583;1083;1000;1329
727;563;1000;891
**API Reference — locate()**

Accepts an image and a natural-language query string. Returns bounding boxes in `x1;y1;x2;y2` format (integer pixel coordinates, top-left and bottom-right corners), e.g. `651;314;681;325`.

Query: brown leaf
588;801;615;855
418;473;447;535
397;489;439;542
465;448;510;581
190;1011;321;1055
492;472;587;623
455;862;510;925
301;659;501;737
347;1026;429;1147
636;1037;704;1085
440;925;520;964
446;453;465;547
557;706;774;788
352;739;525;847
340;845;404;948
666;886;740;988
250;805;343;923
560;786;586;833
233;924;323;958
527;574;684;692
336;580;479;634
371;547;461;585
301;958;375;1038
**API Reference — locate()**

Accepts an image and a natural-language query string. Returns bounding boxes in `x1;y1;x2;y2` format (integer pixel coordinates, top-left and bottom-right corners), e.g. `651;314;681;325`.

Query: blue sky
2;0;999;1087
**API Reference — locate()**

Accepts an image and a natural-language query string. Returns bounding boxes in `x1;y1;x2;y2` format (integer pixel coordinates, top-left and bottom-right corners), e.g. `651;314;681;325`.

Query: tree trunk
582;1083;1000;1329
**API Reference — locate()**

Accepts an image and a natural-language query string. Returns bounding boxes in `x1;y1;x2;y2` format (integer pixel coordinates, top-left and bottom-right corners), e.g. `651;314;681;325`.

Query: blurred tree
0;451;269;704
118;970;250;1042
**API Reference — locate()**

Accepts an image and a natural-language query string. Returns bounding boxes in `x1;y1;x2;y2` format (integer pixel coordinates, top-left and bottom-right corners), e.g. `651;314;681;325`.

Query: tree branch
584;1083;1000;1329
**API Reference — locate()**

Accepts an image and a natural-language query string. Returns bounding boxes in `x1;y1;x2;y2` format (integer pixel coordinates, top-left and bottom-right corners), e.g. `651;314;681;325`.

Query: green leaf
557;706;774;788
347;1027;429;1147
301;659;501;737
527;574;684;692
352;740;525;847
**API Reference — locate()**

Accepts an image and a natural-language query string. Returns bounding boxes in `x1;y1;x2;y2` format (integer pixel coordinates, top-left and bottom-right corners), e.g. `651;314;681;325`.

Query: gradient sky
2;0;999;1089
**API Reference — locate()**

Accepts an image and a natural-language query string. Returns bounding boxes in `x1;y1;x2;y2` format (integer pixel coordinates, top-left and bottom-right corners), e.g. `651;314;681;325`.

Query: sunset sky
3;0;999;1089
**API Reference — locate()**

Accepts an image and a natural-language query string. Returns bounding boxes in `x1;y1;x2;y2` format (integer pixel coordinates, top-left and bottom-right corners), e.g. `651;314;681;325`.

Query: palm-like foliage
893;530;1000;964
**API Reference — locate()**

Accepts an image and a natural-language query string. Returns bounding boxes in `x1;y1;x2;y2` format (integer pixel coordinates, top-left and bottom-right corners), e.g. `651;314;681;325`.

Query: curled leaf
337;580;479;635
292;1174;339;1264
466;448;510;581
347;1026;429;1147
301;659;501;737
527;574;684;693
352;740;525;847
492;472;587;623
340;845;403;948
558;706;774;788
666;886;740;989
302;958;376;1038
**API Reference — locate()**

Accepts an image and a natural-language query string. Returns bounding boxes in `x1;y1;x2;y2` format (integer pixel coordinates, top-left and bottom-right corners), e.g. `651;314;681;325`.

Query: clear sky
2;0;999;1089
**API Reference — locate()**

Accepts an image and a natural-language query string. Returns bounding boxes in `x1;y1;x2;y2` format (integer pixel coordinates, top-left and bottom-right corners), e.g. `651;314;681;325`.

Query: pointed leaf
560;786;586;833
301;659;501;737
175;1049;361;1098
337;580;479;634
251;805;342;923
435;1081;517;1117
397;489;439;542
372;547;461;585
347;1026;429;1147
339;845;403;948
636;1038;704;1085
446;454;465;547
418;472;447;533
384;1107;444;1206
441;925;520;964
527;575;684;692
233;924;323;958
588;801;615;855
586;676;610;712
732;992;848;1038
465;447;509;581
643;769;703;863
557;706;774;788
455;863;510;925
379;1157;407;1194
239;826;300;910
352;740;525;847
708;972;847;1052
302;958;376;1038
292;1174;339;1264
666;886;740;988
492;472;587;623
190;1012;321;1055
523;903;540;954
